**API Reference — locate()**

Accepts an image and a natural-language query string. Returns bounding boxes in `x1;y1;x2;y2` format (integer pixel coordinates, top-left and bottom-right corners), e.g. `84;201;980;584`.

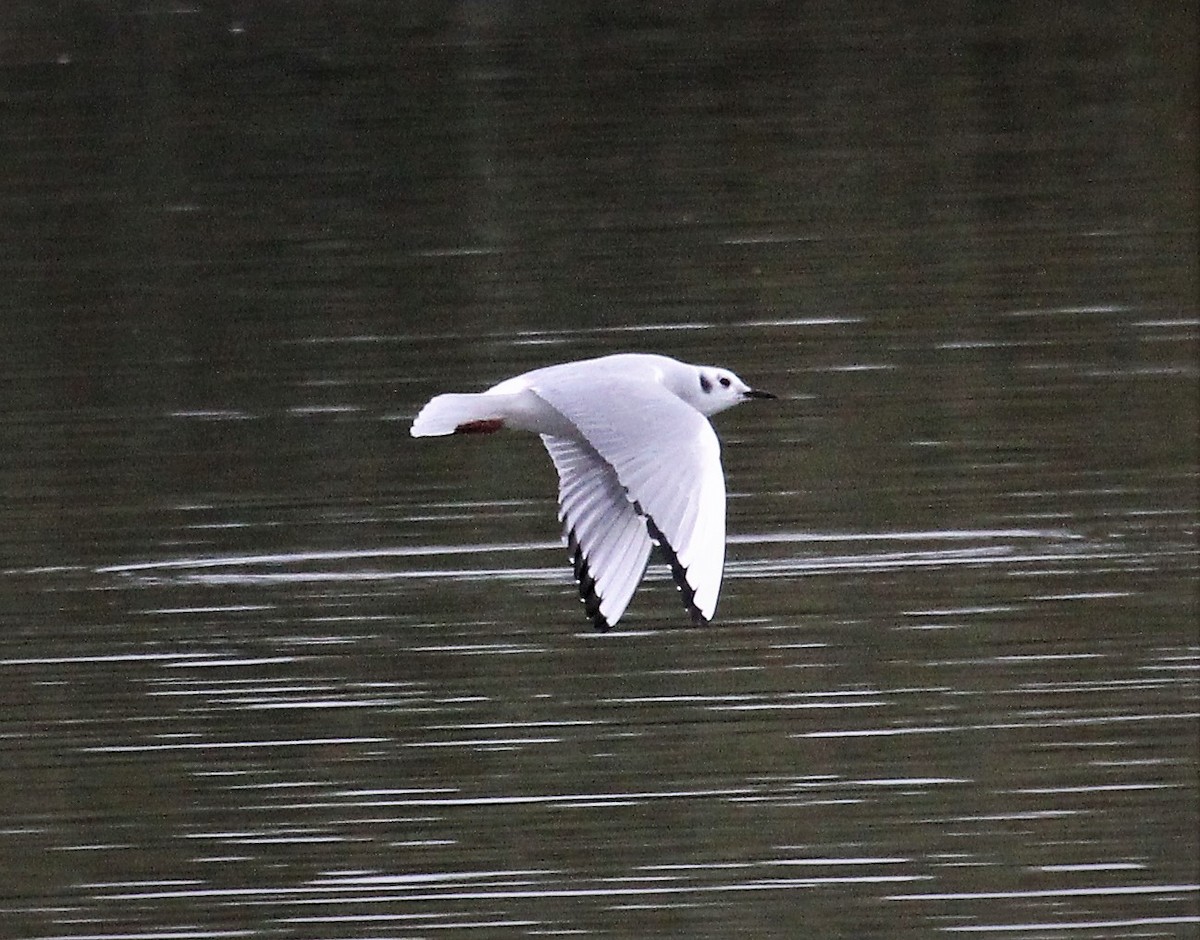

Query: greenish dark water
1;4;1196;938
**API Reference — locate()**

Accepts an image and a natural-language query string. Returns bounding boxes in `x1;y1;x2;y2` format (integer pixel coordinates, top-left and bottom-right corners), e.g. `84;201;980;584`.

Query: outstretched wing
531;376;727;623
541;436;653;630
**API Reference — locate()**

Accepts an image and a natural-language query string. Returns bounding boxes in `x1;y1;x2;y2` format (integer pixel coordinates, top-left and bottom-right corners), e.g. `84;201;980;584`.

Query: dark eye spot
699;374;713;393
719;376;731;388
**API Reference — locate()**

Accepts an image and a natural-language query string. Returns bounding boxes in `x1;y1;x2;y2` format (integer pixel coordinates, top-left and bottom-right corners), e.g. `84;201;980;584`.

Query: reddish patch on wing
454;418;505;434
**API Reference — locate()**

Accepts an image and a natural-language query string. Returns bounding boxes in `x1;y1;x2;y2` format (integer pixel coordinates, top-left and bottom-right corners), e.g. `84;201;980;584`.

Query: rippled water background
2;4;1197;938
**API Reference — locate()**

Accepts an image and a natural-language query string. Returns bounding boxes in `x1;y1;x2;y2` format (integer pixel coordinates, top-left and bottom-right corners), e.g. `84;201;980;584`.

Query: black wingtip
568;529;612;632
644;515;708;626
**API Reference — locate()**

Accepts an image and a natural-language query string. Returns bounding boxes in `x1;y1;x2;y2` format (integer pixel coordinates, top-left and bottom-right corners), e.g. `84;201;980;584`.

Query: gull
410;353;775;630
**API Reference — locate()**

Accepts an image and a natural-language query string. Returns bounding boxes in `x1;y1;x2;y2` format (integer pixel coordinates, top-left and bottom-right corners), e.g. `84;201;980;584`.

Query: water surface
1;4;1196;938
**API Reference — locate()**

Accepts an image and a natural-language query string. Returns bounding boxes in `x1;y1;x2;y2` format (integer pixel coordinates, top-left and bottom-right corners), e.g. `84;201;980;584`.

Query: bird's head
689;365;776;416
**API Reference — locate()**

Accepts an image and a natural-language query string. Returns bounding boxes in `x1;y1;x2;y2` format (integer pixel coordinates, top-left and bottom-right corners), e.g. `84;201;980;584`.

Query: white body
411;353;769;629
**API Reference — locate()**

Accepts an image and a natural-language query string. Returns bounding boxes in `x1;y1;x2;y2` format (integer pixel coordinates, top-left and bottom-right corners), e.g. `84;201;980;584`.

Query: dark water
2;4;1197;938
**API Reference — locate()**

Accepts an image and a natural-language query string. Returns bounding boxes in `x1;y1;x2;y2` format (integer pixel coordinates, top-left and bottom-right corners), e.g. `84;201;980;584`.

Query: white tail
411;393;508;437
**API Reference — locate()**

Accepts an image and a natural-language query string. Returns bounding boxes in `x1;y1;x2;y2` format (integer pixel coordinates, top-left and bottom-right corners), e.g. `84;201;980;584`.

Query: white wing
541;436;653;629
531;376;727;622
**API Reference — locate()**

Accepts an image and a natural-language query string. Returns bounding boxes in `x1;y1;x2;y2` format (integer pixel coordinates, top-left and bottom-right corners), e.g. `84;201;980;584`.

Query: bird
410;353;775;630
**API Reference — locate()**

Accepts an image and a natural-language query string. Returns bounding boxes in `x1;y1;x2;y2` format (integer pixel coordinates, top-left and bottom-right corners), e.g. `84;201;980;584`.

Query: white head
683;364;776;417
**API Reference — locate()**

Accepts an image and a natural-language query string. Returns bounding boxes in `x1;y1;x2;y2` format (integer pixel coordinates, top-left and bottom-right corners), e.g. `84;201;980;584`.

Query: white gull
411;353;775;629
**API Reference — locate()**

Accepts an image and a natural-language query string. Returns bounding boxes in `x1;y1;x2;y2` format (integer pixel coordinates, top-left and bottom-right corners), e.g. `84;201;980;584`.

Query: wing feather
542;435;652;629
532;377;727;622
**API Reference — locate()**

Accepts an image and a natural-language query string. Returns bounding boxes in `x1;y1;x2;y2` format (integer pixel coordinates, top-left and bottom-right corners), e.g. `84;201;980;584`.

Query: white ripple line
797;711;1200;738
80;737;389;753
95;875;933;903
940;915;1199;933
888;883;1198;901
